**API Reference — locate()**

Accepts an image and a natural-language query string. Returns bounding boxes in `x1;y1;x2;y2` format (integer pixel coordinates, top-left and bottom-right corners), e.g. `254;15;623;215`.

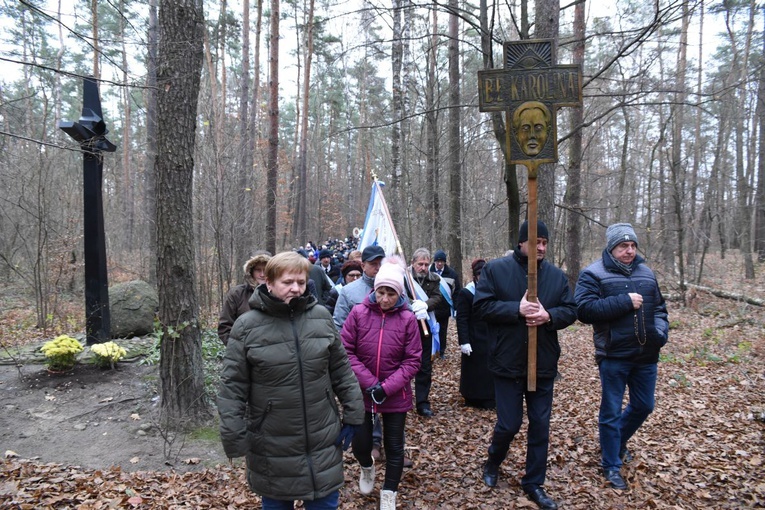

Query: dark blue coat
473;251;577;379
575;250;669;364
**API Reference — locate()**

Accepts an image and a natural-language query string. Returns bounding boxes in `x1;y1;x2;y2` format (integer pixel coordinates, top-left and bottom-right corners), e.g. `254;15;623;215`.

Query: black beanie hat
518;220;549;244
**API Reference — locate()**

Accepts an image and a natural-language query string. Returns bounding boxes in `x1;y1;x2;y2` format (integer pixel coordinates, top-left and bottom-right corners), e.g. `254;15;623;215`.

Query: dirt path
0;357;225;473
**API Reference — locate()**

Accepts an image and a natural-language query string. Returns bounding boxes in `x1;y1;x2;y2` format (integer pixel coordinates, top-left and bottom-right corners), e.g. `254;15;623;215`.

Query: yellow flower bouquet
41;335;84;372
91;341;127;369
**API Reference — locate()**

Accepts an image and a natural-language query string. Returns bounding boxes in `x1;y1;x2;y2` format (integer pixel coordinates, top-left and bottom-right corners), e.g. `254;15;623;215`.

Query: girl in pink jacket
341;258;422;510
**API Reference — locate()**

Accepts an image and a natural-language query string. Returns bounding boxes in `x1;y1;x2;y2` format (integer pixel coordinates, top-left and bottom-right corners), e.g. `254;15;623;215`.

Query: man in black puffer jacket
575;223;668;491
474;220;576;510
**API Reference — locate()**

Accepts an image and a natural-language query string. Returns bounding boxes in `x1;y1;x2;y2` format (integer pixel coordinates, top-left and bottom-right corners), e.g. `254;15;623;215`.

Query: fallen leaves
0;291;763;509
0;460;261;508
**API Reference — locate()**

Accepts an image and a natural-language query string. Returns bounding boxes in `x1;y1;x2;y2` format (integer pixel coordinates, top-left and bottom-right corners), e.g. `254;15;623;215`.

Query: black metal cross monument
478;39;582;390
59;77;117;345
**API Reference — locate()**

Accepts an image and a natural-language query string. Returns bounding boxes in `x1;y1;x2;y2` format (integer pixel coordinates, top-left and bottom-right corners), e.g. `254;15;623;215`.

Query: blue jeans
598;359;657;469
261;490;339;510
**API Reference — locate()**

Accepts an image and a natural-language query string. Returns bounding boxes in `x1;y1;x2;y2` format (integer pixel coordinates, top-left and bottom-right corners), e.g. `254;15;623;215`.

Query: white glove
411;300;429;320
460;343;473;356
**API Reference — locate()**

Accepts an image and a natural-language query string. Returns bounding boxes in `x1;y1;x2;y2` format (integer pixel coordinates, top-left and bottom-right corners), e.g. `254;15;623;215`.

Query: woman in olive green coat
218;251;364;510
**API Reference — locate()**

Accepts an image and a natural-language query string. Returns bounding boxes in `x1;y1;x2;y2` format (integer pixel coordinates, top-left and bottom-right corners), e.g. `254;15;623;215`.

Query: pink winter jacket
341;295;422;413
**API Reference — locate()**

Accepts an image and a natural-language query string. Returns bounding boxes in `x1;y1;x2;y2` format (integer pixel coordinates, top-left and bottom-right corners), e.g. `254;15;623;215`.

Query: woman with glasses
324;260;363;315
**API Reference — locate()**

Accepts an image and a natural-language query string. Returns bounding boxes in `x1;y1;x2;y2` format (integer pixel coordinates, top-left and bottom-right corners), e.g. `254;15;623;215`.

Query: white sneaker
380;489;397;510
359;464;375;495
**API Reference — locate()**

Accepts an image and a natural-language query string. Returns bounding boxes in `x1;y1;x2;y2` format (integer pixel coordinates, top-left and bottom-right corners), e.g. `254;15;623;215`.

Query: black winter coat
473;251;577;379
217;283;254;345
429;263;461;321
455;285;494;401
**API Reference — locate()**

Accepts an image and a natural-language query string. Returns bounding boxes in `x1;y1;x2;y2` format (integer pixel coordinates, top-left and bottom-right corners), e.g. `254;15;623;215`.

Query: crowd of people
216;222;669;510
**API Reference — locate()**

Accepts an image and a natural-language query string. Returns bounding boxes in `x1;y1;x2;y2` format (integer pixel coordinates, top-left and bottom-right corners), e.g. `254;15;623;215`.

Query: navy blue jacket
473;251;577;379
575;249;669;364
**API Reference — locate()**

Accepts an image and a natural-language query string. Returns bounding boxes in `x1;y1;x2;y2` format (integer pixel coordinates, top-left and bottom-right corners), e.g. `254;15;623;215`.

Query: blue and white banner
358;181;401;257
359;180;441;357
437;276;454;317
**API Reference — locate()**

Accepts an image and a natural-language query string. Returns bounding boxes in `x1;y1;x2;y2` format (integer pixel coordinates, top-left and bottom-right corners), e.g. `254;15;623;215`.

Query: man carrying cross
473;220;576;510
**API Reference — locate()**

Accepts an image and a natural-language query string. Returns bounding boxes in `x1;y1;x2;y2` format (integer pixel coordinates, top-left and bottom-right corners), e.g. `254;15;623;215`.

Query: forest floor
0;254;763;508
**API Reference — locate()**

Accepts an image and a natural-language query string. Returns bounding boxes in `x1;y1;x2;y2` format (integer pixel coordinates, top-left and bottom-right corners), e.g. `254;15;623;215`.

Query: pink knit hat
374;256;406;296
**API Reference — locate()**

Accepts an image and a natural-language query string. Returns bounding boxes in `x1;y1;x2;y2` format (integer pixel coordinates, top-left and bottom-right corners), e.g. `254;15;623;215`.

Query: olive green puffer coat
218;286;364;501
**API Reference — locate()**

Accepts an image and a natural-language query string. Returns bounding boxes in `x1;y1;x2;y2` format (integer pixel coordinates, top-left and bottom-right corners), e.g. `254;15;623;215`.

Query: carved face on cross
512;101;552;157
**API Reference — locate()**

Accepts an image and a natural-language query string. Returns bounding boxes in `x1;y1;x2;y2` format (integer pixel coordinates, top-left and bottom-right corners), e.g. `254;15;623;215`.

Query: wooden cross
478;39;582;391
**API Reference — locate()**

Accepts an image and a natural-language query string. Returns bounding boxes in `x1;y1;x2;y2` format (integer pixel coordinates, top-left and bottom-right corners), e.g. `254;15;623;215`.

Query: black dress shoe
417;406;433;417
524;486;558;510
482;461;498;487
604;468;628;490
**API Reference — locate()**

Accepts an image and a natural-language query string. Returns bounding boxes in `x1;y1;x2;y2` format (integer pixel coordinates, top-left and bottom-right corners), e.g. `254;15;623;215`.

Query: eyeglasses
346;272;362;280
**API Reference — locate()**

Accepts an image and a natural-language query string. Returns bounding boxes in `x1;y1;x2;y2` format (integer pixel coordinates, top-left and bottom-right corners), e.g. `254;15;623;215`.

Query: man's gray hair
411;248;431;263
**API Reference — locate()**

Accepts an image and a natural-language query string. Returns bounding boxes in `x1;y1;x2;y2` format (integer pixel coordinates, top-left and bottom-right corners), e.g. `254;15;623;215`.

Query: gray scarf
608;252;634;275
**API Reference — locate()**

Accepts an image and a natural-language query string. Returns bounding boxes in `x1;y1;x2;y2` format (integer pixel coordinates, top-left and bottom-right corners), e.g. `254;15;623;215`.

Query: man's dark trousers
414;330;432;410
487;375;555;489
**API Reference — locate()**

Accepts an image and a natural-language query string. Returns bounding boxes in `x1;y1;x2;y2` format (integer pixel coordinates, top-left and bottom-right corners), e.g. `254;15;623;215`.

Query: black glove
334;423;359;450
367;383;387;404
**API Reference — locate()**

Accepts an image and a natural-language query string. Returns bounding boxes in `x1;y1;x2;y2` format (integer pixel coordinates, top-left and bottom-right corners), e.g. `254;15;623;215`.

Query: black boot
482;461;499;487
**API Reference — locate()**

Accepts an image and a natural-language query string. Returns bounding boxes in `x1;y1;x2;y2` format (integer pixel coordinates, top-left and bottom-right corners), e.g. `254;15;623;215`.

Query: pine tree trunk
265;0;280;254
447;0;462;282
426;8;439;248
145;0;158;285
236;0;254;266
295;0;315;245
534;0;559;261
564;0;585;290
756;13;765;262
479;0;519;247
156;0;208;428
670;0;690;301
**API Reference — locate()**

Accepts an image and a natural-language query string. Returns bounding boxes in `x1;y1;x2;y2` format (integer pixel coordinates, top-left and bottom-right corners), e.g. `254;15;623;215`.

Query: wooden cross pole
478;40;582;391
526;162;540;390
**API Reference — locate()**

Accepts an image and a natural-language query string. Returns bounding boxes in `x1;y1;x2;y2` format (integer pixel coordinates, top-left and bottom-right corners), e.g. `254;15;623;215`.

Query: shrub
91;341;127;369
41;335;84;371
